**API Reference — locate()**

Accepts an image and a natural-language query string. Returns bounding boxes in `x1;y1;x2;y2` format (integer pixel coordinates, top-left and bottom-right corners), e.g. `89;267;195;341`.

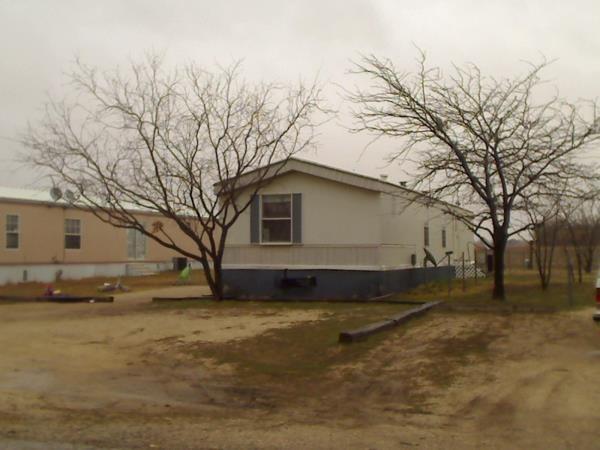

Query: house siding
0;200;199;283
224;170;473;270
378;193;473;268
226;170;381;248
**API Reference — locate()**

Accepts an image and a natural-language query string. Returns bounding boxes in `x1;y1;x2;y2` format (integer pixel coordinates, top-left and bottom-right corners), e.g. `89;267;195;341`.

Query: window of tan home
127;227;146;260
65;218;81;249
5;214;19;249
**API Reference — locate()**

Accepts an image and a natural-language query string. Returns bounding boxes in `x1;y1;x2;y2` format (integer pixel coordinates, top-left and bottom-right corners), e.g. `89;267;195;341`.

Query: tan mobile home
221;158;474;299
0;188;198;284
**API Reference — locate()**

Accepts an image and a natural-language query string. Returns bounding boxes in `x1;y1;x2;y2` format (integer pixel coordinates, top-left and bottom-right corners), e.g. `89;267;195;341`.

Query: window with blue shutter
250;195;260;244
292;193;302;243
261;194;292;243
252;193;302;244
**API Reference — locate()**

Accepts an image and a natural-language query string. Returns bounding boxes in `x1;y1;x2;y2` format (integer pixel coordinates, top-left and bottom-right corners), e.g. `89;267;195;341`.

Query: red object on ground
44;285;54;296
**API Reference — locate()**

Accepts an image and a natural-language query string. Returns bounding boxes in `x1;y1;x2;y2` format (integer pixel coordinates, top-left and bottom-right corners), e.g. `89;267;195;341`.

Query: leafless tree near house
23;55;324;299
561;195;600;281
349;52;599;300
525;192;563;291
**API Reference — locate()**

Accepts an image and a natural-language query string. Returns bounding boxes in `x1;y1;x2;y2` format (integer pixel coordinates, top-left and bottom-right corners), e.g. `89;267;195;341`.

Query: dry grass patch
0;270;206;298
394;269;596;310
151;301;412;381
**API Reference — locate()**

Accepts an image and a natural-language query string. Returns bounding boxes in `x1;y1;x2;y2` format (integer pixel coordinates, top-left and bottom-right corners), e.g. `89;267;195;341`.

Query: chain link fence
454;261;487;279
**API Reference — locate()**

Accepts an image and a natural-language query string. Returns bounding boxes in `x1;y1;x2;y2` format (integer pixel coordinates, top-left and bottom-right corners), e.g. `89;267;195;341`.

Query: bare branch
349;53;600;299
22;54;325;299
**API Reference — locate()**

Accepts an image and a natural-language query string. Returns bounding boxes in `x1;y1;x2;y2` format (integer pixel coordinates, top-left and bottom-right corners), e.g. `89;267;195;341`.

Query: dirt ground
0;290;599;449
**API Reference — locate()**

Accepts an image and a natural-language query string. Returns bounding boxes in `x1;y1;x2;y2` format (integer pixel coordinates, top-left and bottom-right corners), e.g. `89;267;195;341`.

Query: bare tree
532;221;560;291
525;194;562;290
349;52;599;300
23;55;323;299
562;197;600;279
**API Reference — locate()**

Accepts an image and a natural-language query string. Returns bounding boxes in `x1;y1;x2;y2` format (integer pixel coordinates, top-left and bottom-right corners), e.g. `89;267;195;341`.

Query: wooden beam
152;295;213;302
0;295;114;303
339;301;441;343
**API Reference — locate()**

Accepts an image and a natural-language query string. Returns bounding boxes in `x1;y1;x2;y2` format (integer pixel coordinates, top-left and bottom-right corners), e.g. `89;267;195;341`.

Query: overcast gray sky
1;0;599;188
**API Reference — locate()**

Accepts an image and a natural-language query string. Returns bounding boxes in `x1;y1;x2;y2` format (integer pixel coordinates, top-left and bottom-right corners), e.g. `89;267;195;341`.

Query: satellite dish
64;189;78;203
49;187;62;201
423;247;438;267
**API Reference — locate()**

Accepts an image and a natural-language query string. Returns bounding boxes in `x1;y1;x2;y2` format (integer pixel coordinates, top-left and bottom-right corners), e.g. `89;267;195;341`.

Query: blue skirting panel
222;266;455;300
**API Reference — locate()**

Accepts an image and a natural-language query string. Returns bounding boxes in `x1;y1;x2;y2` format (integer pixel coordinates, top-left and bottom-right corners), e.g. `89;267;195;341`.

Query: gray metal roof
0;186;158;215
0;186;66;205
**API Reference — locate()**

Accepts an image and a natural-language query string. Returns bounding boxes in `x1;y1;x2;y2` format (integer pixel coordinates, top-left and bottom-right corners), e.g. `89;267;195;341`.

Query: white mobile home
221;158;474;299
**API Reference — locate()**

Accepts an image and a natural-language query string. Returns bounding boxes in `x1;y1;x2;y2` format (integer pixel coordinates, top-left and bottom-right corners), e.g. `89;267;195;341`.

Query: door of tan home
127;228;146;260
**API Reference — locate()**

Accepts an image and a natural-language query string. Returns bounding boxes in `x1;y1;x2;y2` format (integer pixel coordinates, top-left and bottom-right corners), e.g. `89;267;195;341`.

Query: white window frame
65;218;82;250
5;214;19;250
260;193;293;245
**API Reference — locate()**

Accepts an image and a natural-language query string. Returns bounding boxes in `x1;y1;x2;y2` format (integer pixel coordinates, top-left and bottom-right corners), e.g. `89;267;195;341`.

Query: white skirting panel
223;244;418;269
0;261;175;284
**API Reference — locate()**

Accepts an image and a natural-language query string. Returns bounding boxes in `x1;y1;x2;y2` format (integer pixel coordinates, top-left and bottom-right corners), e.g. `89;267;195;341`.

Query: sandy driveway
0;296;598;449
0;291;325;425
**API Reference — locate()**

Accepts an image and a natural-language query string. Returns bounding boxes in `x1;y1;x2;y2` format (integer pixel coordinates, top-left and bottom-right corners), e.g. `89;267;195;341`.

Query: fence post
473;248;478;283
462;252;466;292
447;253;452;298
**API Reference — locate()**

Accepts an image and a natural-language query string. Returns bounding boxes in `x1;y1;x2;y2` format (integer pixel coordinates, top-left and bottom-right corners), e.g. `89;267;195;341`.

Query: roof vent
379;174;388;181
399;181;407;187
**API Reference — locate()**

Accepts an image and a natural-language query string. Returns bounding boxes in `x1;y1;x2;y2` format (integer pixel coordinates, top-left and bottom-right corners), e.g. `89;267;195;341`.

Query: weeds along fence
476;244;599;273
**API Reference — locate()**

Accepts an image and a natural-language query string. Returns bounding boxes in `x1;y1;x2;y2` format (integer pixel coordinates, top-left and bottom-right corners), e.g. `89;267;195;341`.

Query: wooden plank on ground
152;295;213;302
47;296;114;303
339;301;441;343
0;295;114;303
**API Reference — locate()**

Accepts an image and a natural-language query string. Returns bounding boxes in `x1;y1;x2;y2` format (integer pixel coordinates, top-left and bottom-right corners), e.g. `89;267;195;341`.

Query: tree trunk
198;254;220;300
584;250;594;273
575;252;583;284
492;238;507;300
540;274;549;290
212;257;224;301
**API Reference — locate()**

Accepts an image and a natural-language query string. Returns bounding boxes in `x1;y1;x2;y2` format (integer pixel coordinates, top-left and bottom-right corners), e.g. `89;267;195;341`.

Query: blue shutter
292;193;302;244
250;195;260;244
